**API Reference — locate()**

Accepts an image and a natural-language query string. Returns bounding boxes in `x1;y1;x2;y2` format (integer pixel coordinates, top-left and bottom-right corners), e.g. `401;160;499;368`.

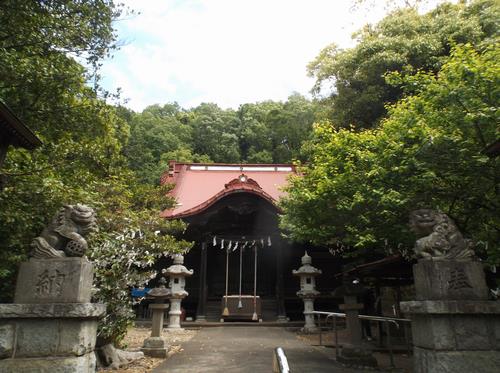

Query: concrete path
153;327;358;373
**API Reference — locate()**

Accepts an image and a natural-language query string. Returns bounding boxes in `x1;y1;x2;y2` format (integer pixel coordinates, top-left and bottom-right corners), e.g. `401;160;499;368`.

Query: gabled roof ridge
165;161;295;167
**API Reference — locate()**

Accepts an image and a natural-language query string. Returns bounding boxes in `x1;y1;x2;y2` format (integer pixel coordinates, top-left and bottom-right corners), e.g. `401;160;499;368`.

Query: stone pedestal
0;258;105;373
302;298;317;332
168;298;183;329
337;295;378;368
401;260;500;373
141;304;169;358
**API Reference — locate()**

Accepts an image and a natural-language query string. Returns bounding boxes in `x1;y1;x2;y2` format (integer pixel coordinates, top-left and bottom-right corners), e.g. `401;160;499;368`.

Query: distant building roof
0;100;42;149
160;162;296;219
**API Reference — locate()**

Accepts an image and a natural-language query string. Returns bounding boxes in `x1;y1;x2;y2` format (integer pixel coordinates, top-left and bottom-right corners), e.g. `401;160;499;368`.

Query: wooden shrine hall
159;161;340;322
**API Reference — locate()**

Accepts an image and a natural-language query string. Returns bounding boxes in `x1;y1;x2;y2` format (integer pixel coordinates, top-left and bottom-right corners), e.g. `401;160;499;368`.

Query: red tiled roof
160;162;296;218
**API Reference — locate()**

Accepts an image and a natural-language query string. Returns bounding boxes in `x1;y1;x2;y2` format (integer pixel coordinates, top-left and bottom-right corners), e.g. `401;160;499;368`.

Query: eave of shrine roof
0;100;42;149
160;162;296;219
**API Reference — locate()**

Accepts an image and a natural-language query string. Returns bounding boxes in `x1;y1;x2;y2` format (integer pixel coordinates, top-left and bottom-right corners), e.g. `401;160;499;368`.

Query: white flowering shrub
88;183;192;345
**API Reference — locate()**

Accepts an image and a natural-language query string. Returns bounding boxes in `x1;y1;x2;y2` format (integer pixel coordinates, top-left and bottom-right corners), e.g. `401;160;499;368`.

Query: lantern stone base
302;311;319;333
337;346;378;368
141;337;169;358
167;298;184;329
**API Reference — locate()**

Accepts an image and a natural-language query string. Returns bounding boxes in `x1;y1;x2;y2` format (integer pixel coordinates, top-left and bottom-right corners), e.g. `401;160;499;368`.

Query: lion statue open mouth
31;204;97;258
409;209;474;260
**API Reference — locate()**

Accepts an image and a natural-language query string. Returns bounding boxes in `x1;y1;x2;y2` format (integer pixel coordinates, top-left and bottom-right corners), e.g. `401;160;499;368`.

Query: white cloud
100;0;414;111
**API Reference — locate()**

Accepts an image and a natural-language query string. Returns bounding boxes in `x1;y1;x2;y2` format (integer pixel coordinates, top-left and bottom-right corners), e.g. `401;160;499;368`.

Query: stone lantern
165;254;193;329
293;251;321;332
141;276;170;357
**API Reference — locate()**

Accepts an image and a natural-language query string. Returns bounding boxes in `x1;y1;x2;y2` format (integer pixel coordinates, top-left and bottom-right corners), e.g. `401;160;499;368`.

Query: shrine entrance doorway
182;192;287;322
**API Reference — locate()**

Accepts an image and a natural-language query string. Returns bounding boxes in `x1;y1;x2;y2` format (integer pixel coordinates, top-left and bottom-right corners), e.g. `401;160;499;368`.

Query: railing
272;347;290;373
311;311;412;368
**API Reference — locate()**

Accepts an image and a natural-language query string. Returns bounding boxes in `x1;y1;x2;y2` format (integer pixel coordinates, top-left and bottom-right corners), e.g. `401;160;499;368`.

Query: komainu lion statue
31;204;97;258
409;209;475;260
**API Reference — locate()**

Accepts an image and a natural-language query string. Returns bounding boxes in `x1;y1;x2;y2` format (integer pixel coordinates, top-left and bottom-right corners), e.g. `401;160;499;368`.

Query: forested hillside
123;94;320;184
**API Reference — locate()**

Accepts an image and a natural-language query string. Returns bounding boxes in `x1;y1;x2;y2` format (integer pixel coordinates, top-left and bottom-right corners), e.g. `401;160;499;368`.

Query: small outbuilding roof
160;161;296;219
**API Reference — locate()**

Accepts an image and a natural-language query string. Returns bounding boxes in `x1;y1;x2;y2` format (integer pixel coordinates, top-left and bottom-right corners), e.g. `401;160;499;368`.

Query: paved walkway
153;327;361;373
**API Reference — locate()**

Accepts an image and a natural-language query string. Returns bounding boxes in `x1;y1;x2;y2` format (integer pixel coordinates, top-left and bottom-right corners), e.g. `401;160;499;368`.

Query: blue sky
100;0;444;112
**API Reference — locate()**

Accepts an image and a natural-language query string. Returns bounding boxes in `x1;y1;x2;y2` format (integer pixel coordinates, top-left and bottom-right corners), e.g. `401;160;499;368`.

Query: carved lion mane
409;209;474;260
31;204;97;258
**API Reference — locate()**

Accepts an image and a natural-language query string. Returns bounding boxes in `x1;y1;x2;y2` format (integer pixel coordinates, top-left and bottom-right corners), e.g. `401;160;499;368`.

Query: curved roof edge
161;177;280;219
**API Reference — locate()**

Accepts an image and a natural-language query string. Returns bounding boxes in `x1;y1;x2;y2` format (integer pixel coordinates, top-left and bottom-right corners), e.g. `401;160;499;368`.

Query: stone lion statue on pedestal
409;209;475;260
31;204;97;258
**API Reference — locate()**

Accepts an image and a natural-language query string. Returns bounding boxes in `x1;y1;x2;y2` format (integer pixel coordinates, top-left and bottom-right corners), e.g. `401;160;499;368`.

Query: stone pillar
142;277;170;358
333;276;378;368
276;243;287;322
401;260;500;373
196;242;208;322
0;257;105;372
293;252;321;333
166;254;193;330
340;295;363;346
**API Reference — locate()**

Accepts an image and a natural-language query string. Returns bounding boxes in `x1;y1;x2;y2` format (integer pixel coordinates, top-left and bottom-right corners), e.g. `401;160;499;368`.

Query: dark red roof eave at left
0;100;42;149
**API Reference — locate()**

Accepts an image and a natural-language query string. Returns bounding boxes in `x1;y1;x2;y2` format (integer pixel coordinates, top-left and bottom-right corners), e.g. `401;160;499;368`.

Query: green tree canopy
123;95;320;184
281;43;499;262
308;0;499;129
125;104;193;184
0;1;192;346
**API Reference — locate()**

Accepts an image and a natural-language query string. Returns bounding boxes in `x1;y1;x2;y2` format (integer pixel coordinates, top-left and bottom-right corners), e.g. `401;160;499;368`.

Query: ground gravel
99;326;197;372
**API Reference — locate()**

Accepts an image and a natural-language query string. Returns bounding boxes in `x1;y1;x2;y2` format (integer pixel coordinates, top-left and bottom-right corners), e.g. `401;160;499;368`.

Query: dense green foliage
124;94;319;184
281;43;499;262
309;0;499;129
0;0;191;344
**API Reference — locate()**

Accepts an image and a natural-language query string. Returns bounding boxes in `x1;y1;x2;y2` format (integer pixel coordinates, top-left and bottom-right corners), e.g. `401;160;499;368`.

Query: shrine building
159;161;340;322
